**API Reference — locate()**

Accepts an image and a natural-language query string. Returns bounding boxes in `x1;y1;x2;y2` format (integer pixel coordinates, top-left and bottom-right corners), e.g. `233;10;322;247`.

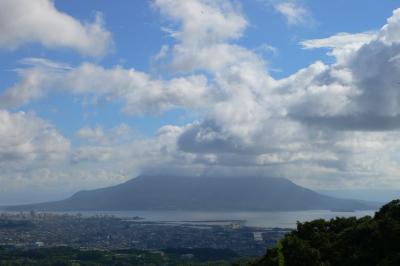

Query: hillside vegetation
252;200;400;266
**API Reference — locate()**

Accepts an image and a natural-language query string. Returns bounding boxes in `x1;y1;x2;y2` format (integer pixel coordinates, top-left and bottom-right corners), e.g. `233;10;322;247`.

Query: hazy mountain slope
7;175;376;211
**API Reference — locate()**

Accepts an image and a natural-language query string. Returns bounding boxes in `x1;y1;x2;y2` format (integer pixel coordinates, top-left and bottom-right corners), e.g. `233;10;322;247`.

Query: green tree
253;200;400;266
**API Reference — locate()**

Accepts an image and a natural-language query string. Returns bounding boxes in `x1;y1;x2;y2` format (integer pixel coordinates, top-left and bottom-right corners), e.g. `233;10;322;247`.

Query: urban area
0;211;290;264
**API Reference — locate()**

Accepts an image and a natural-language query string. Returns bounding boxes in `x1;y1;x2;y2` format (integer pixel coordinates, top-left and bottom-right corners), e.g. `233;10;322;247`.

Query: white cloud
165;4;400;189
154;0;252;72
300;32;377;65
0;109;71;204
155;0;247;45
0;121;191;203
274;2;311;26
0;0;111;56
0;59;214;115
378;8;400;44
301;32;376;50
0;109;70;164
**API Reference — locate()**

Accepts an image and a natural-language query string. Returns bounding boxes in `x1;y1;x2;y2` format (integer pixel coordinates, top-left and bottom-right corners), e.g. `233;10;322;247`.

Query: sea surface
56;210;376;229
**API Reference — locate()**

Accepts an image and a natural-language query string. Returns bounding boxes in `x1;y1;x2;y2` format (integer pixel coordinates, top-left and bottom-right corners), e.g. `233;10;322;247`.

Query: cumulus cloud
153;0;253;72
291;8;400;130
0;121;192;202
0;109;70;164
4;1;400;198
0;110;73;204
155;0;247;45
0;0;111;56
300;32;377;65
69;124;202;189
152;3;400;188
378;8;400;44
0;59;214;115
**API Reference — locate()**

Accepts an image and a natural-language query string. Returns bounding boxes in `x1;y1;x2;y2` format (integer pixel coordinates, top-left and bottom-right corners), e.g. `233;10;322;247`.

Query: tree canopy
253;200;400;266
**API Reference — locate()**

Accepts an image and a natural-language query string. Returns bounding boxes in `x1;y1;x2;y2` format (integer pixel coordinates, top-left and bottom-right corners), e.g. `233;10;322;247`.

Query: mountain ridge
6;175;377;211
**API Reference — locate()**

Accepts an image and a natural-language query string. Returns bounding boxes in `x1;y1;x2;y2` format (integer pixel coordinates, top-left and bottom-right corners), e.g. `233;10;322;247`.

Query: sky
1;0;400;204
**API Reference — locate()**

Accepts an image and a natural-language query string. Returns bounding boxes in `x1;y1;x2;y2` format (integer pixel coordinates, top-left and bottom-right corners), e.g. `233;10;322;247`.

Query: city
0;212;290;259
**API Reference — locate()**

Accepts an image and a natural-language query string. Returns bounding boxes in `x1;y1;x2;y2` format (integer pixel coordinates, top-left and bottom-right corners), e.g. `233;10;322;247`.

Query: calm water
57;210;376;229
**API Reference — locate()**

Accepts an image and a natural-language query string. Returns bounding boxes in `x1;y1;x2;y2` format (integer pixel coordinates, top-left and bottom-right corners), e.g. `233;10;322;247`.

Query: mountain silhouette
6;175;376;211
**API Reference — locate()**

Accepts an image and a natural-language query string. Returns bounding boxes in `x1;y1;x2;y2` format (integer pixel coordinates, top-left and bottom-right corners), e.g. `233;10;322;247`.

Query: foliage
0;246;238;265
163;247;238;261
252;200;400;266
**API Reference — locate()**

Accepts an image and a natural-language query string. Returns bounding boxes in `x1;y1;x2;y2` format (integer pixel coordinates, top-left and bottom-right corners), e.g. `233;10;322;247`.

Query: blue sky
2;0;397;139
1;0;400;204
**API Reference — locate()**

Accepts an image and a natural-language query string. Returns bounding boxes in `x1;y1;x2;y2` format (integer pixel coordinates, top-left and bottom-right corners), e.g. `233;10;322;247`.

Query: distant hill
6;175;377;211
318;189;399;203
